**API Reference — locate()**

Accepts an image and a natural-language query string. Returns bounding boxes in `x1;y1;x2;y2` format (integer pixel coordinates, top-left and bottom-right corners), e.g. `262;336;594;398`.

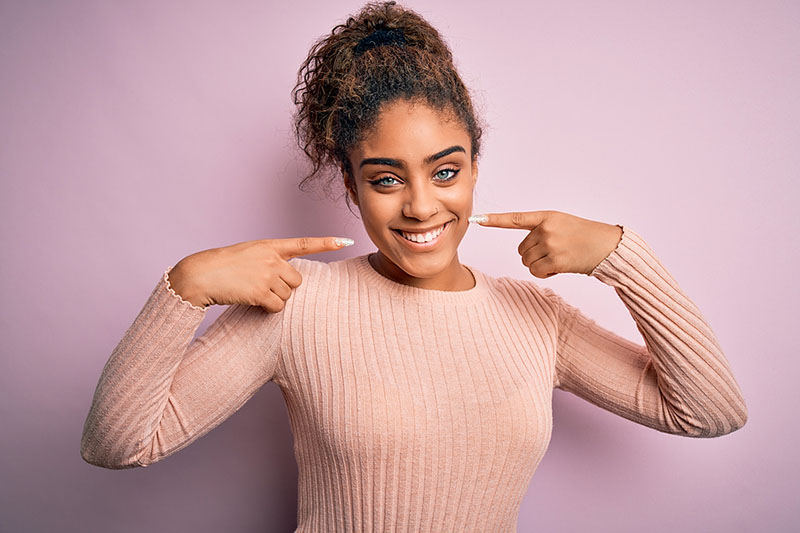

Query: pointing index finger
468;211;546;229
272;236;354;259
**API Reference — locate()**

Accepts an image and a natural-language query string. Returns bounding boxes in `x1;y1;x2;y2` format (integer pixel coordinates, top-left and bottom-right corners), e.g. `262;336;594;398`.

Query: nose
401;180;440;220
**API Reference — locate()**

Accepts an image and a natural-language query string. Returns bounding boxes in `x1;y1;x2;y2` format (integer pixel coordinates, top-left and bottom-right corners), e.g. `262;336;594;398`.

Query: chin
393;252;452;277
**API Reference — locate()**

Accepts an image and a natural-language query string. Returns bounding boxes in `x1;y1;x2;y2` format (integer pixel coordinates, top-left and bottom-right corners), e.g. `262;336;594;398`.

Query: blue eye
369;176;400;187
435;168;460;182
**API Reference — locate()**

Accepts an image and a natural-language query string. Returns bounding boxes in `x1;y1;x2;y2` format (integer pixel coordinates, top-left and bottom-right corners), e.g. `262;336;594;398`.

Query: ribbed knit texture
80;226;747;532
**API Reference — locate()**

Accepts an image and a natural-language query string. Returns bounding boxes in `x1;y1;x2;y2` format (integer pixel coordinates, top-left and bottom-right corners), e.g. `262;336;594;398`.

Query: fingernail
334;237;354;247
468;214;488;224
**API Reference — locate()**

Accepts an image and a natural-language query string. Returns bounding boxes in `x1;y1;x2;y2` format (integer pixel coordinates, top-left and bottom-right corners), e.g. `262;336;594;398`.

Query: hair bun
353;26;408;56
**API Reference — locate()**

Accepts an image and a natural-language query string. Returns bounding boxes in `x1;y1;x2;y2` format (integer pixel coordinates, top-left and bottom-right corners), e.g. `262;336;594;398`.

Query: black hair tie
353;27;408;56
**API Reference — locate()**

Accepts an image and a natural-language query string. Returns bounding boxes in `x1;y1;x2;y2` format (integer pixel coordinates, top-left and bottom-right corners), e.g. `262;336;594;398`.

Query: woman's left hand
471;210;623;278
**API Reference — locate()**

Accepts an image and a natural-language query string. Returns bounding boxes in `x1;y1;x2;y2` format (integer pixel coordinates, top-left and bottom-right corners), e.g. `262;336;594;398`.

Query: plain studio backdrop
1;1;797;531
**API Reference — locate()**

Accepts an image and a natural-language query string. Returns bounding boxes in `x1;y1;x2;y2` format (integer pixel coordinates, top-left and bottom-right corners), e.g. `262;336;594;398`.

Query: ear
342;165;360;207
471;158;478;186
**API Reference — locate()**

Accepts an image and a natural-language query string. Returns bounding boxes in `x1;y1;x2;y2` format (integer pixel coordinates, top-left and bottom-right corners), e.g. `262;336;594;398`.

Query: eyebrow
359;145;466;170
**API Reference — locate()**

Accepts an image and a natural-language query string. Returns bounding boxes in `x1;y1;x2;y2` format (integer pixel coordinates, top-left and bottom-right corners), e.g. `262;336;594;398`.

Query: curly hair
291;0;486;215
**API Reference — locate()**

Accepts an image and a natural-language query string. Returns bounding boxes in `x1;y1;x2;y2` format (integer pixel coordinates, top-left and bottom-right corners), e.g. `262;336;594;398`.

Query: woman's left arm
550;226;747;437
473;212;748;437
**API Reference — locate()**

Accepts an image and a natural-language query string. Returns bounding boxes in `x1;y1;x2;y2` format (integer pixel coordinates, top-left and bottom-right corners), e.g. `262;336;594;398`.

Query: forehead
355;100;470;161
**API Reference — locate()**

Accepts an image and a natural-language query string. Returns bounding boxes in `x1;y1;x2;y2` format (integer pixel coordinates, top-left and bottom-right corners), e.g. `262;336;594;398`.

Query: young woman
81;1;748;531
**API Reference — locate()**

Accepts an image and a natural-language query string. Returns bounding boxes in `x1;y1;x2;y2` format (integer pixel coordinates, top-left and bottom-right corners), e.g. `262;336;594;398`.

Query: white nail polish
335;237;354;247
468;214;488;224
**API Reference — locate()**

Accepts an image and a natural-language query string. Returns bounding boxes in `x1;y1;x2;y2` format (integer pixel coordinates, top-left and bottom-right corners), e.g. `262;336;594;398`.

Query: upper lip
393;220;453;233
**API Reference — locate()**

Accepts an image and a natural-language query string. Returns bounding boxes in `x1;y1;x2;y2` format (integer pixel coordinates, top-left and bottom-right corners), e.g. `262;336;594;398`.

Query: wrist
167;262;211;308
609;223;623;248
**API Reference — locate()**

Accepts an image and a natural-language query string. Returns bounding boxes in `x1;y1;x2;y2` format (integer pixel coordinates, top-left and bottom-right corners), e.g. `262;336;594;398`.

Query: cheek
360;195;395;231
444;182;474;211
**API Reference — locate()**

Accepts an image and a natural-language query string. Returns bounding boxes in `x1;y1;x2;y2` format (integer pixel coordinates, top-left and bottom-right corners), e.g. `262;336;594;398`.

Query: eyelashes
368;167;461;188
434;168;460;182
368;175;400;187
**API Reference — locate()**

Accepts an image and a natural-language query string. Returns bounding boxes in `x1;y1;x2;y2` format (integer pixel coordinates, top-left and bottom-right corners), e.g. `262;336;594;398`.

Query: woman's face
345;99;478;289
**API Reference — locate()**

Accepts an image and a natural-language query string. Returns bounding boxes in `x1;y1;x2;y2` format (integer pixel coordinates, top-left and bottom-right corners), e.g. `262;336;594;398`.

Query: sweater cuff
588;225;670;291
163;265;210;313
588;224;628;279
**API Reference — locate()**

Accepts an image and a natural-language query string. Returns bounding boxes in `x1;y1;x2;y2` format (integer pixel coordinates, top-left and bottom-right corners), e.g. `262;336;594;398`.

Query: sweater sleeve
547;226;748;438
80;265;284;469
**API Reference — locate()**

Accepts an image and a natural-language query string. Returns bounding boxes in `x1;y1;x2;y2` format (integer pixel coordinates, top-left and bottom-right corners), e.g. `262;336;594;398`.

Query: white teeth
400;222;447;243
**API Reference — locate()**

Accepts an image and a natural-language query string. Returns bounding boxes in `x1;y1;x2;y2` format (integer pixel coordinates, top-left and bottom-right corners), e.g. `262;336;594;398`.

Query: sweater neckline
352;253;490;305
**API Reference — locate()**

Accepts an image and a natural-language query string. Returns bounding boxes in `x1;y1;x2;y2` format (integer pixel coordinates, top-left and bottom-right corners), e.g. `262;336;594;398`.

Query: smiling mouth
392;220;453;245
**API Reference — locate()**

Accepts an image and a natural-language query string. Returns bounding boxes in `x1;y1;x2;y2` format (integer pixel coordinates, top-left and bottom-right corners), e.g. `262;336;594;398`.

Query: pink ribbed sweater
80;226;747;532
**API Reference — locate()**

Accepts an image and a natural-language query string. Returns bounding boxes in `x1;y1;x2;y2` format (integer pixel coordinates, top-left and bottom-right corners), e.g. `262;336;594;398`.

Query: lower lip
393;220;453;250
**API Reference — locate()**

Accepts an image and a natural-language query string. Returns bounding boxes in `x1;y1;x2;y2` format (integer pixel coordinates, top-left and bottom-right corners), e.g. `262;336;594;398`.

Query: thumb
270;236;354;259
469;211;548;230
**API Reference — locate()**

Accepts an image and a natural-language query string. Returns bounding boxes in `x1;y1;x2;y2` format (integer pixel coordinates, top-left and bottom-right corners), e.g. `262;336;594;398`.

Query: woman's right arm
79;265;285;469
80;235;350;469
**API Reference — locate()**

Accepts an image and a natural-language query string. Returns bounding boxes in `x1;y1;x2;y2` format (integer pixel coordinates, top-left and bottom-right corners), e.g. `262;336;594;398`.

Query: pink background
1;0;796;531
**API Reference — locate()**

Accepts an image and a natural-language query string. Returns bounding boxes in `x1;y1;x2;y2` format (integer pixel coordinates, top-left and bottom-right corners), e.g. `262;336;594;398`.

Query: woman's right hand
167;237;353;312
